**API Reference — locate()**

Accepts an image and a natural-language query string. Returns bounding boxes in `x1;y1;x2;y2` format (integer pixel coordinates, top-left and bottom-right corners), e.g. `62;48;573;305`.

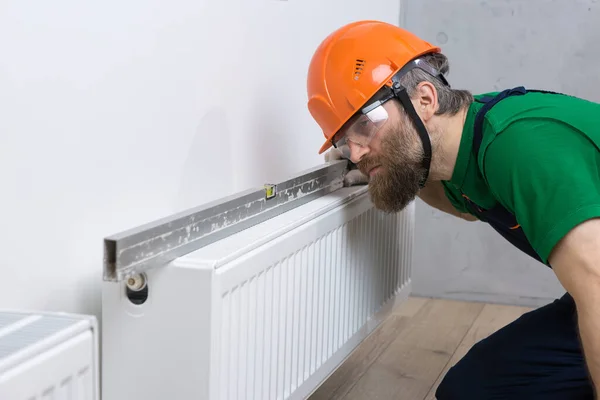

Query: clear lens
334;104;389;153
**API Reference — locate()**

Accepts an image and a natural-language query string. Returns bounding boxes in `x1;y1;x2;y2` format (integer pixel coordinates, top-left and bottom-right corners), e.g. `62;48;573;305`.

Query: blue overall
435;87;595;399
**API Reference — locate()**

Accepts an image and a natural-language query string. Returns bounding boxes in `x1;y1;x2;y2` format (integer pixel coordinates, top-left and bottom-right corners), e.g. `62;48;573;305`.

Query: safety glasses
332;94;394;158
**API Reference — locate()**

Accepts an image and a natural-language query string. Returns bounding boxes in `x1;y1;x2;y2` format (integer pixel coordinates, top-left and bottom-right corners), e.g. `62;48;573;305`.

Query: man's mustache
358;156;383;174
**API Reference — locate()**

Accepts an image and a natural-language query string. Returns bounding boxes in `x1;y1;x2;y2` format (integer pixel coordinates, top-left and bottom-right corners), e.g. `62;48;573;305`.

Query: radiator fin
218;206;412;400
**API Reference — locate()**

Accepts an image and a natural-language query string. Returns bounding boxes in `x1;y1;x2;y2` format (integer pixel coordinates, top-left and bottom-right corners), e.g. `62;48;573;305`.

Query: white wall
0;1;401;321
402;0;600;307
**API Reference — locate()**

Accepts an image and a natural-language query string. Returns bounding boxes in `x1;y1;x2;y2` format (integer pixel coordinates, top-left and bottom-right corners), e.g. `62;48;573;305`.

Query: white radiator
102;185;414;400
0;311;99;400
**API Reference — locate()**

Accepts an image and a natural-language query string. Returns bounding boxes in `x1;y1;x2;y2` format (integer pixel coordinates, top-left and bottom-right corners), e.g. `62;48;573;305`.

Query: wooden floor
308;296;534;400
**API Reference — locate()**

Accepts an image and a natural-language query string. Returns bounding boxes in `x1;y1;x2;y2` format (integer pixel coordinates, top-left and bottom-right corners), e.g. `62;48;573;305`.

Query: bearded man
306;20;600;400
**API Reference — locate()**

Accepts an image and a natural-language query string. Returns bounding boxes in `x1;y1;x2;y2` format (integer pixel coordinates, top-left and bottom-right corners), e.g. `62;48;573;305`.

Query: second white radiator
0;311;99;400
102;185;415;400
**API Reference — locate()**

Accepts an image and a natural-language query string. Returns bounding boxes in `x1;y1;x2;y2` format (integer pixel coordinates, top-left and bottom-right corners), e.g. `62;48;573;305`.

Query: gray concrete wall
402;0;600;307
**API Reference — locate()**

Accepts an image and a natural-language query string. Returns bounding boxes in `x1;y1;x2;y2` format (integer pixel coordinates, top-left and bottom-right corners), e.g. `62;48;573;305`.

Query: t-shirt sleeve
482;119;600;263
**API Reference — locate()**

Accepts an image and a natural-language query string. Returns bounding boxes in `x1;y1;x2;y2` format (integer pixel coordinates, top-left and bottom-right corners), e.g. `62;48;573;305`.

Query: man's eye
347;137;364;147
356;120;372;135
354;118;369;129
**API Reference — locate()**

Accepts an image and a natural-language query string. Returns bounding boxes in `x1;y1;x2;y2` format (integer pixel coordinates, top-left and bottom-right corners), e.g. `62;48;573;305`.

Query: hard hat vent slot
354;59;365;80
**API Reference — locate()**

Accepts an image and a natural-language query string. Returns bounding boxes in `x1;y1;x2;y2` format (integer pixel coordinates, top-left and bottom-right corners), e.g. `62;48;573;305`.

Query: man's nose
348;142;369;164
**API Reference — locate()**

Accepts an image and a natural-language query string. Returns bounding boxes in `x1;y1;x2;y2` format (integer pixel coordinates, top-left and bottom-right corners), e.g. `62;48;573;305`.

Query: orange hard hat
307;20;441;155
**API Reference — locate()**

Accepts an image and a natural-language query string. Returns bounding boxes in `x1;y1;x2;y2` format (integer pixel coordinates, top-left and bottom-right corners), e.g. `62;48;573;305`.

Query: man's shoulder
464;89;600;262
480;108;600;262
482;115;598;176
476;91;600;171
478;112;600;212
479;89;600;135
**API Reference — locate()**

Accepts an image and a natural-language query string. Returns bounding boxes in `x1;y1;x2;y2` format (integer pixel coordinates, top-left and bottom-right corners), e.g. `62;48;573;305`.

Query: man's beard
357;124;426;213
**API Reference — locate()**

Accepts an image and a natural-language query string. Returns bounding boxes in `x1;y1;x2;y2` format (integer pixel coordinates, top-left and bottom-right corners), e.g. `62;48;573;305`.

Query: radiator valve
126;273;147;292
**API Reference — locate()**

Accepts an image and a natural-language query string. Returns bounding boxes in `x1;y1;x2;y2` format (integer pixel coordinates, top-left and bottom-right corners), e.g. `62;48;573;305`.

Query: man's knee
435;345;486;400
435;363;473;400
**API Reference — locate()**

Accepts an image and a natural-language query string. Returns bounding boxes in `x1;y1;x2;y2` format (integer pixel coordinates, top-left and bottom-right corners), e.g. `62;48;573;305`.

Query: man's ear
413;81;438;121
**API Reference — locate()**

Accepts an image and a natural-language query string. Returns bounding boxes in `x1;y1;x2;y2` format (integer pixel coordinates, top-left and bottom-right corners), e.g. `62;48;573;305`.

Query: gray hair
398;52;473;116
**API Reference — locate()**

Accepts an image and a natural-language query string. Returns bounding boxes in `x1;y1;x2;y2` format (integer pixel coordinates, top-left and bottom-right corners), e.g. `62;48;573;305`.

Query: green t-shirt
442;90;600;264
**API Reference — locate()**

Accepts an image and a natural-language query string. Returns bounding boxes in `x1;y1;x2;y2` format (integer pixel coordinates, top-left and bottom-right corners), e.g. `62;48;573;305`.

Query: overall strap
473;87;568;154
473;86;527;154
